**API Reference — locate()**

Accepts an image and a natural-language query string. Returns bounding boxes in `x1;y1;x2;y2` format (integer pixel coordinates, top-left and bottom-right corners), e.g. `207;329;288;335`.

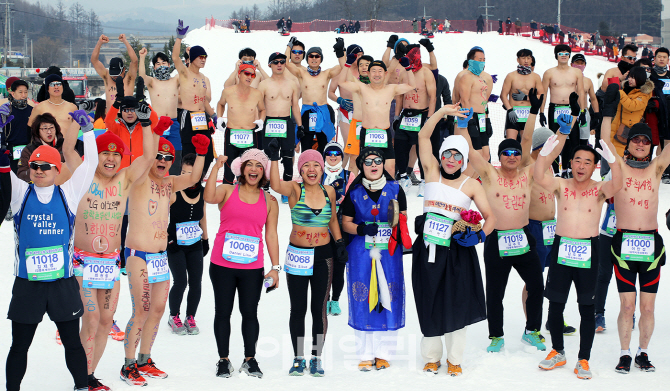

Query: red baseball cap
29;145;62;173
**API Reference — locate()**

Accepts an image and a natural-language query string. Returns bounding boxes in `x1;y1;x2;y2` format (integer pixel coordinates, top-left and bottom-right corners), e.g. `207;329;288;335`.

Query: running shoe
423;361;440;374
417;180;425;197
662;173;670;184
88;374;111;391
539;349;567;370
399;176;412;193
137;358;168;379
634;352;655;372
109;320;125;341
539;332;546;342
447;360;462;376
375;358;390;370
487;337;504;352
615;355;632;374
595;313;606;333
120;268;127;276
309;357;325;377
281;195;289;204
358;360;374;372
216;358;234;378
168;315;187;335
239;358;263;378
56;330;62;345
521;330;546;351
574;359;592;379
289;357;306;376
563;321;577;336
120;363;148;386
329;301;341;316
185;315;200;335
408;170;421;185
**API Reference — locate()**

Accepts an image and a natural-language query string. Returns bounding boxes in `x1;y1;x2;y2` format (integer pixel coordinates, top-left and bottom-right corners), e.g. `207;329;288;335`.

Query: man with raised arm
501;49;544;141
91;34;138;113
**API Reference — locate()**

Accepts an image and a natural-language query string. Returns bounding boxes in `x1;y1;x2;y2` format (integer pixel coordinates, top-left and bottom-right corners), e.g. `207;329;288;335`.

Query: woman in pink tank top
203;149;279;378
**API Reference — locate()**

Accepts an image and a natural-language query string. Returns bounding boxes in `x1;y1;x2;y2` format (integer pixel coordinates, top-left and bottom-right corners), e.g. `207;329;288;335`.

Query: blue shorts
163;117;182;150
528;219;551;270
124;247;164;263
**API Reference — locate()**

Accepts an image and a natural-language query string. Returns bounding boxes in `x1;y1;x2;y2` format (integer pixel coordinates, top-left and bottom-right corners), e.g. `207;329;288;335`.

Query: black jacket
287;19;292;28
276;19;284;28
649;73;669;139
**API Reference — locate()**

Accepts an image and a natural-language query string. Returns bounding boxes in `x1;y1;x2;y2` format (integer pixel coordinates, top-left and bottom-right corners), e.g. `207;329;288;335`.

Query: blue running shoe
329;301;341;316
309;357;325;377
522;331;546;351
281;195;288;204
595;313;606;333
289;357;306;376
487;337;504;352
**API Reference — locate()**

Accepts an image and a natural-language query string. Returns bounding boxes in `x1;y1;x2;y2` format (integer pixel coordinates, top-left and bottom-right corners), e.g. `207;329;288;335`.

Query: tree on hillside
32;37;66;67
124;36;152;76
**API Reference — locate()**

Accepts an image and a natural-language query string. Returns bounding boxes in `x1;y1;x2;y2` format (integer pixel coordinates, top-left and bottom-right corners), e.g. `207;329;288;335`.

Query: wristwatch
272;264;282;272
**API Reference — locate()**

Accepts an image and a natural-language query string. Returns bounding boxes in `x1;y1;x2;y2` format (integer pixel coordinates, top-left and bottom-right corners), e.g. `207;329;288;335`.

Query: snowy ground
2;28;669;390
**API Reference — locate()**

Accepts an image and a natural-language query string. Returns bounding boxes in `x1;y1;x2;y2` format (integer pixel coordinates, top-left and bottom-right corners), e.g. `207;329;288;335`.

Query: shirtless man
338;58;415;176
394;43;436;194
91;34;138;113
342;55;373;176
454;97;581;353
597;84;667;374
328;44;364;169
139;47;182;175
501;49;543;141
28;74;78;136
600;44;638;94
216;64;266;184
570;54;601;147
285;37;345;153
74;104;170;391
258;52;303;200
223;48;270;89
458;47;494;165
173;20;216;176
534;110;621;381
120;134;210;386
540;45;586;178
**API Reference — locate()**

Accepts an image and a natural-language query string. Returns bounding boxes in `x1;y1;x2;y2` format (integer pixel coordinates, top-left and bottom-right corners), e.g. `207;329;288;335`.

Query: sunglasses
121;108;135;113
156;153;174;162
242;71;256;78
30;162;56;171
623;56;637;61
364;157;383;166
308;54;321;59
49;82;62;87
557;52;570;57
442;150;463;161
325;150;342;157
291;50;305;55
197;55;207;60
271;60;286;65
500;149;522;157
630;136;651;145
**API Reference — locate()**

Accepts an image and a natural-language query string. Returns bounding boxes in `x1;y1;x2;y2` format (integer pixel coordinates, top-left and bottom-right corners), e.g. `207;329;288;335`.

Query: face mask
646;70;652;78
153;66;172;81
517;65;532;75
571;64;585;73
653;65;666;75
468;59;485;76
9;95;27;109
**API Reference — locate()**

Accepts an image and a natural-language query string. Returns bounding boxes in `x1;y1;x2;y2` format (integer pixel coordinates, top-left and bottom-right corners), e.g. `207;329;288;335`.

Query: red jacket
106;106;158;168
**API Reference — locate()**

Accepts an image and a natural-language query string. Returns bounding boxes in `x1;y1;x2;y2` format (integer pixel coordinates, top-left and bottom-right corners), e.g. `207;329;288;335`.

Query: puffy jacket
105;105;158;169
611;80;654;155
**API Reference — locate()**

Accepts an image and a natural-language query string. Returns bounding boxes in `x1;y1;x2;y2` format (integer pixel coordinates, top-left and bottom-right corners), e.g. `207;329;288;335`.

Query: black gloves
135;76;146;103
202;238;210;257
528;88;544;115
602;83;621;118
333;37;345;58
265;138;281;161
113;76;124;109
569;91;580;116
539;112;547;127
387;35;398;49
296;125;305;140
419;38;434;52
335;239;348;264
394;43;408;60
357;223;379;237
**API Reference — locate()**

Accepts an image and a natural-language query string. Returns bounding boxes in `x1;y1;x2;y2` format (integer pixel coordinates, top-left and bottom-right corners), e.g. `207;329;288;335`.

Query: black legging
168;244;204;317
210;263;264;358
548;302;596;360
329;259;345;302
286;257;333;357
119;213;129;269
6;319;87;391
394;127;440;179
594;233;614;315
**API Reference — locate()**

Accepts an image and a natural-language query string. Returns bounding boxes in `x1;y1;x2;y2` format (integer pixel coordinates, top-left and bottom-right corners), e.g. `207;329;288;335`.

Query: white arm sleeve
9;170;29;216
62;131;97;213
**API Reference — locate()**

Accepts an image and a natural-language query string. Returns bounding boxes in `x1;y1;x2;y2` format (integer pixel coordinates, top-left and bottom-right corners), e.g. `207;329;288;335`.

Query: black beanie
356;146;385;171
498;138;522;156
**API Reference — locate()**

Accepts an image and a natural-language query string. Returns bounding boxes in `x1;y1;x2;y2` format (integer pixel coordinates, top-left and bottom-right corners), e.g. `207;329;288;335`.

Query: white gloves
539;134;559;157
254;119;264;132
596;139;616;164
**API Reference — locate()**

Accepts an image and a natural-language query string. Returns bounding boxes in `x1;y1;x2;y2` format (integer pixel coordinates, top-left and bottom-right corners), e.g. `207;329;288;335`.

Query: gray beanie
306;47;323;58
532;127;554;151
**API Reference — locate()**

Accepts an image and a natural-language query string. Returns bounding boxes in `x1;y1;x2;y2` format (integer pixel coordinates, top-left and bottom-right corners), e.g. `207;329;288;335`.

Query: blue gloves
0;102;13;129
176;19;189;39
491;74;498;83
452;228;486;247
357;223;379;237
337;97;353;112
487;93;499;103
70;110;94;133
557;113;573;135
457;108;473;128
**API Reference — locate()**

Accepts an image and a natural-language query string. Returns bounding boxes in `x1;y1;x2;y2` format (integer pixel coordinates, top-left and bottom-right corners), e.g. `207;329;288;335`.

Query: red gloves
192;134;211;155
388;214;412;256
154;116;173;136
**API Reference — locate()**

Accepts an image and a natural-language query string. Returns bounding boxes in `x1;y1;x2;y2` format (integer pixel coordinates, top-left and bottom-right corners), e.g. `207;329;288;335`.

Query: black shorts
263;115;295;157
611;229;665;293
360;127;395;159
466;116;492;150
8;276;84;324
394;107;429;144
547;103;572;133
544;234;599;305
504;113;526;135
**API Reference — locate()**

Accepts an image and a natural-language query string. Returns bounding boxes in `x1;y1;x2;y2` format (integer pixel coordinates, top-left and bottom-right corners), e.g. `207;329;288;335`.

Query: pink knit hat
231;148;270;180
297;149;324;173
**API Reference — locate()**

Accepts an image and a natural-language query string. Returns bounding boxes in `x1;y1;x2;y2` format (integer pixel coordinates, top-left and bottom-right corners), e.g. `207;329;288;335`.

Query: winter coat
105;106;158;169
611;80;654;154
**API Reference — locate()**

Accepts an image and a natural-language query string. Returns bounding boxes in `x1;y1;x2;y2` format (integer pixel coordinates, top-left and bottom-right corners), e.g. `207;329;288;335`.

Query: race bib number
400;114;421;132
542;220;556;246
660;79;670;95
423;213;454;246
12;145;26;160
553;105;571;121
25;246;65;281
222;233;260;264
355;121;362;140
265;119;287;138
621;233;654;262
497;229;530;257
309;112;317;132
83;257;118;289
176;221;203;246
146;252;170;283
363;129;388;148
478;113;486;132
230;129;253;148
513;106;530;123
284;245;315;276
365;222;392;250
557;237;591;268
190;111;208;131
